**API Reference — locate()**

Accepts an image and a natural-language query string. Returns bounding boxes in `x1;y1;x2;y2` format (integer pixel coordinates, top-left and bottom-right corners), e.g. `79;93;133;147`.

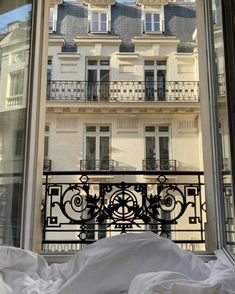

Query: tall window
145;125;170;170
144;59;167;101
91;12;107;32
83;125;111;171
0;1;33;247
145;12;162;32
9;70;24;96
87;59;110;101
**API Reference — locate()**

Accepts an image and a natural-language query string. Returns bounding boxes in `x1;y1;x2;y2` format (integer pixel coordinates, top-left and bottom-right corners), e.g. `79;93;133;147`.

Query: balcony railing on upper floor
47;80;200;102
143;159;177;171
80;159;115;171
42;170;206;252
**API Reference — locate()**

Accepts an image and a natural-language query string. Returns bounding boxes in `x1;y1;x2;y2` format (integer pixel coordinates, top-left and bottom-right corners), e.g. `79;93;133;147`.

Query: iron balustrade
143;159;177;171
42;170;206;252
47;80;199;102
80;159;115;171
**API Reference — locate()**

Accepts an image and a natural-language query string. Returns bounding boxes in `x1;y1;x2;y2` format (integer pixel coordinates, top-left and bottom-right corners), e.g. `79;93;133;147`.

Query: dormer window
91;12;108;32
145;12;162;33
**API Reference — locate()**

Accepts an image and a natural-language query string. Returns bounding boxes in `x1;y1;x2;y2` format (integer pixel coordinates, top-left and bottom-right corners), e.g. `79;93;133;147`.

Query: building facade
0;0;234;263
46;0;201;173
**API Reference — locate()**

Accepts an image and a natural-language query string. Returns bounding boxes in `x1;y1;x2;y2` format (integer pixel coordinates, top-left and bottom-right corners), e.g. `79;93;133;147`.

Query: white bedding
0;232;235;294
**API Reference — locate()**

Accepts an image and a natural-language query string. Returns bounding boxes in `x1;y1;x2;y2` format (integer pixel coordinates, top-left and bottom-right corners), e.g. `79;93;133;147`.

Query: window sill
89;31;110;34
143;31;164;35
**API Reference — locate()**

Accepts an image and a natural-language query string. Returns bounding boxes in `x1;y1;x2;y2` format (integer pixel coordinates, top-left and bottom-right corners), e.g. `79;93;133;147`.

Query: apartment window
84;125;111;170
91;12;107;32
145;125;170;170
49;7;57;32
87;59;110;101
47;57;52;81
9;70;24;96
145;12;162;32
144;60;167;101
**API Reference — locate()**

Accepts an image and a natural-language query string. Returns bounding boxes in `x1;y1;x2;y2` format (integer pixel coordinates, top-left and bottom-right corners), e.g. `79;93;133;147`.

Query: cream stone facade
45;0;201;175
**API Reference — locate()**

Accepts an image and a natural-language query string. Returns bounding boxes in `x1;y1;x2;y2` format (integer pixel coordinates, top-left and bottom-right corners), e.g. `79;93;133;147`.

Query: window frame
144;10;164;33
91;11;108;33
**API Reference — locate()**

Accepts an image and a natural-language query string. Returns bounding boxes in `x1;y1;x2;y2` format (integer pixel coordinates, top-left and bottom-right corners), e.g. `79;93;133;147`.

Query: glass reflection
212;0;235;254
0;1;32;246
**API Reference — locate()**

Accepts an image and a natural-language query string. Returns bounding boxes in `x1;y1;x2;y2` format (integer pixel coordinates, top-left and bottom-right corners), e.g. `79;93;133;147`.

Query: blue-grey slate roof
55;1;196;52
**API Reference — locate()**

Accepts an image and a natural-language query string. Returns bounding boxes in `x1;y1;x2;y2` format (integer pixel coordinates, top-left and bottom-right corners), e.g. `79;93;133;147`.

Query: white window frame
9;70;24;97
144;125;171;161
144;10;164;33
91;11;108;32
84;124;111;170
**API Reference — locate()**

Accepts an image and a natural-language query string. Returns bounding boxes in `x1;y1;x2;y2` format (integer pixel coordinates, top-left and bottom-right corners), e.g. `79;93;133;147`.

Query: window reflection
0;1;32;246
212;0;235;254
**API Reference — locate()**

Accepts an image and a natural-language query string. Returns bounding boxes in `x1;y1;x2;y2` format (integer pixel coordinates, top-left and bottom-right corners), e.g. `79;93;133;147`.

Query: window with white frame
144;59;167;101
9;70;24;97
83;124;111;171
49;7;57;32
87;59;110;101
144;125;172;170
91;12;108;32
145;12;162;33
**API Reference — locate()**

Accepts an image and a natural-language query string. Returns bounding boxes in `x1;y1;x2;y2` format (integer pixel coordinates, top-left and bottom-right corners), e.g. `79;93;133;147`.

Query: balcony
143;159;177;171
47;81;199;102
42;170;206;252
80;159;115;171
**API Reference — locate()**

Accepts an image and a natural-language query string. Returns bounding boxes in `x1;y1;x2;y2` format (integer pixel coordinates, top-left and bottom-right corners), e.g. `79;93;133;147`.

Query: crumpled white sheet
0;232;235;294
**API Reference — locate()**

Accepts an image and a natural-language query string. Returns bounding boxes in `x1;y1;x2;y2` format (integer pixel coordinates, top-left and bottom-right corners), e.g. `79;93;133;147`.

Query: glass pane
154;23;160;31
101;13;107;22
144;60;154;66
86;137;96;170
0;1;32;246
100;60;109;66
100;22;106;32
159;137;169;160
87;70;97;100
86;126;96;132
154;14;160;22
212;0;235;254
145;126;155;132
88;60;97;66
145;70;154;101
100;126;110;132
145;22;151;32
157;70;166;101
92;13;98;22
146;137;155;170
159;126;169;132
145;13;151;22
100;137;109;170
91;21;98;31
100;70;109;99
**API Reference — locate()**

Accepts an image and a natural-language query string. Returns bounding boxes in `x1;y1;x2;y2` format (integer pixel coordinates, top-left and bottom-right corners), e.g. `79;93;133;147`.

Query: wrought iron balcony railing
42;170;206;252
80;159;115;171
47;80;199;102
143;159;177;171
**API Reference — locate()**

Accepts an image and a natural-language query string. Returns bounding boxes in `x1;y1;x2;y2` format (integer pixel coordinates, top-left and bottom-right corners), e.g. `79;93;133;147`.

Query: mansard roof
55;1;196;51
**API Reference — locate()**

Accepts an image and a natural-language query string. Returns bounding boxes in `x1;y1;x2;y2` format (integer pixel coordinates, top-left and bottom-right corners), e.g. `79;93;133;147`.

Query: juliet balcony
42;170;206;252
46;80;199;102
